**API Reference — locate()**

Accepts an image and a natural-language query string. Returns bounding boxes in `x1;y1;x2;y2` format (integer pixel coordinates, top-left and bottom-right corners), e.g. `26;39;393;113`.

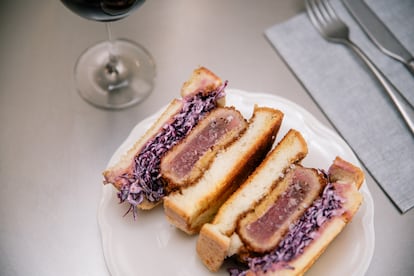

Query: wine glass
61;0;155;109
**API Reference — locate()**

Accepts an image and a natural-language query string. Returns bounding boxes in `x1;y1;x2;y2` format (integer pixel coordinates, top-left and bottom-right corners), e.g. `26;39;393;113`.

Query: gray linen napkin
265;0;414;213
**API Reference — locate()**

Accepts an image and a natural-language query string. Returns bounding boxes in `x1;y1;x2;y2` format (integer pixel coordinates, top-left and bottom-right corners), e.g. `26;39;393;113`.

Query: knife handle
405;59;414;77
346;40;414;136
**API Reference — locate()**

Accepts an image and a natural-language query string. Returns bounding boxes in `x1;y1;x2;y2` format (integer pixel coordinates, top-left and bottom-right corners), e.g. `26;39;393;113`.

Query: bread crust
197;224;231;271
164;107;284;235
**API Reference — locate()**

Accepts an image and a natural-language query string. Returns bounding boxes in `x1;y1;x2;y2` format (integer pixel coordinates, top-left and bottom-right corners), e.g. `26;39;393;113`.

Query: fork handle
346;40;414;135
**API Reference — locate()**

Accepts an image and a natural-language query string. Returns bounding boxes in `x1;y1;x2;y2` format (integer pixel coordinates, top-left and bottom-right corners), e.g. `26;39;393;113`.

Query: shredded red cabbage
117;83;226;219
229;178;345;276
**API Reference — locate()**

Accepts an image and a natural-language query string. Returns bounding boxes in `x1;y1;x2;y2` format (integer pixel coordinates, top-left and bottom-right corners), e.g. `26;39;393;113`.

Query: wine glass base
74;39;155;110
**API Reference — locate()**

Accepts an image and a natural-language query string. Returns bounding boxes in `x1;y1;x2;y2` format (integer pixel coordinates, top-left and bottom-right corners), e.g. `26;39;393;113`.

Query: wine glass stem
105;22;118;75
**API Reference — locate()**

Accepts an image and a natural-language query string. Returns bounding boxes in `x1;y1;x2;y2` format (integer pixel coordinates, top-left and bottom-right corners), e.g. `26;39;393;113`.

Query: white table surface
0;1;413;275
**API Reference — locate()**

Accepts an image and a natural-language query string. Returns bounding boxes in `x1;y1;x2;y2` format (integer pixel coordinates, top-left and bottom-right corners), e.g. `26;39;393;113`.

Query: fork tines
305;0;349;41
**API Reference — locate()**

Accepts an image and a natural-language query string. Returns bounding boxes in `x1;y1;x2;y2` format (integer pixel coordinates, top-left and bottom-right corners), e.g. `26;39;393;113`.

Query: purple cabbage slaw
229;178;345;276
116;83;227;219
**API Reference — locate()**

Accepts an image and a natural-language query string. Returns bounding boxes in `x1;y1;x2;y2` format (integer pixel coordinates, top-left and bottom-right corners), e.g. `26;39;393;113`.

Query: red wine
61;0;144;22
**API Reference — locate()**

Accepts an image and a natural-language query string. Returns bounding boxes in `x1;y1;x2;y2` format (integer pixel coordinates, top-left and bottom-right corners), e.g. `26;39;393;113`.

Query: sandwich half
228;157;364;276
102;67;226;216
197;129;364;275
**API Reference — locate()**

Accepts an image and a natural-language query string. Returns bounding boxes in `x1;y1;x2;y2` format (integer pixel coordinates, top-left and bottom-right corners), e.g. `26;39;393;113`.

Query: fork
305;0;414;135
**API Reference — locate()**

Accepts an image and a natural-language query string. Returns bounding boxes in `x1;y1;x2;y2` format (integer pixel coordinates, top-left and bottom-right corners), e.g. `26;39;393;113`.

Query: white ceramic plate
98;89;375;276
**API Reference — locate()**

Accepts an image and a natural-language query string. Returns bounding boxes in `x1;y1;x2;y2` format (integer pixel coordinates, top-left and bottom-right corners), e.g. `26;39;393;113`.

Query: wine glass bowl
61;0;155;109
61;0;144;22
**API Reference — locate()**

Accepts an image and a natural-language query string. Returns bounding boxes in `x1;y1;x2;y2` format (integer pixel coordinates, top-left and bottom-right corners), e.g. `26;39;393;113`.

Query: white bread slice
243;157;364;276
163;106;284;234
196;129;308;271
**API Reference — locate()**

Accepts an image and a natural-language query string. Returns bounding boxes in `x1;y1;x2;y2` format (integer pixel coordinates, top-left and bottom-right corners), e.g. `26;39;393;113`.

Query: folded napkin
265;0;414;213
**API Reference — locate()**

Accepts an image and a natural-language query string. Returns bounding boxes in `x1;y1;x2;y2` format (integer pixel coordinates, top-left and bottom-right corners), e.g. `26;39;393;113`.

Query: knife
343;0;414;76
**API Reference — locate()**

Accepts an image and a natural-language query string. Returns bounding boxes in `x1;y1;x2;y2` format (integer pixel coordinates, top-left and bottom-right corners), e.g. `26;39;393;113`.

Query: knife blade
343;0;414;76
